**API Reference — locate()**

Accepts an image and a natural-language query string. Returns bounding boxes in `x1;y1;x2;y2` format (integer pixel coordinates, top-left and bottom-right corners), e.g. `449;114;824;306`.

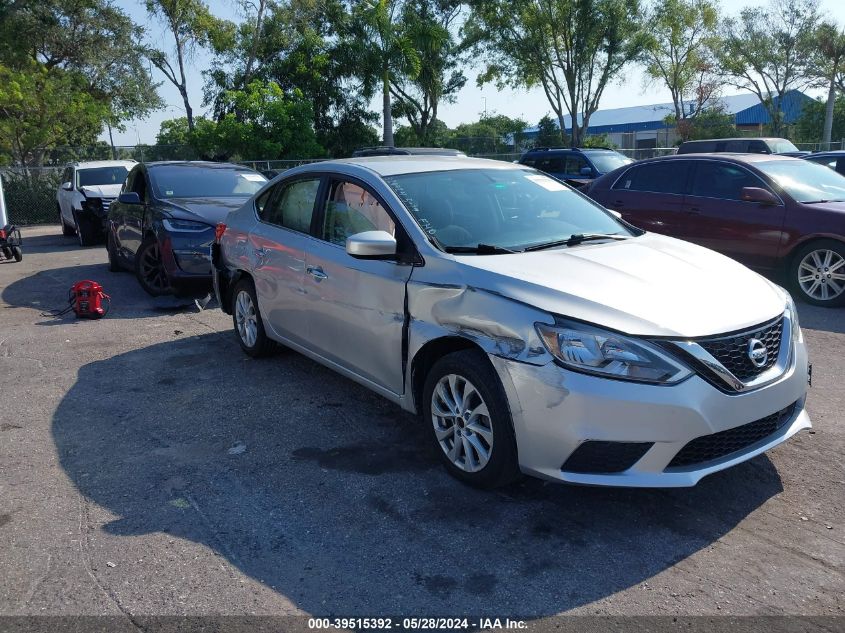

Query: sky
107;0;845;146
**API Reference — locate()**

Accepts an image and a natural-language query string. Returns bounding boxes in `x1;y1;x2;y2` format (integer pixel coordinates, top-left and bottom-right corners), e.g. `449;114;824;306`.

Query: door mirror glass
62;182;73;191
118;192;141;205
580;166;593;176
741;187;779;205
346;230;397;258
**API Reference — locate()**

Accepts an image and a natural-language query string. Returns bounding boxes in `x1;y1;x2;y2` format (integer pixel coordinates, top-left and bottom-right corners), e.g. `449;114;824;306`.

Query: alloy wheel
431;374;494;473
797;248;845;302
139;242;170;293
235;290;258;348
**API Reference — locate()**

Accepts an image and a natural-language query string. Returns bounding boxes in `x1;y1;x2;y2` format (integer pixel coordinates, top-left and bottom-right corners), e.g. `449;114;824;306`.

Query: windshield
77;167;129;188
151;166;267;198
384;168;630;251
771;139;799;153
758;159;845;202
588;152;633;173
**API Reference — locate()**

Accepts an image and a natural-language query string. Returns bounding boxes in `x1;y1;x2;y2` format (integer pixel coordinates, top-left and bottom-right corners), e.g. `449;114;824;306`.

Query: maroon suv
587;154;845;307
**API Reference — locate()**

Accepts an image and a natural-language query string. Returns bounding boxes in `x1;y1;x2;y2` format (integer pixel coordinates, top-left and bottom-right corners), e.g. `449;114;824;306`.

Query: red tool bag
69;280;110;319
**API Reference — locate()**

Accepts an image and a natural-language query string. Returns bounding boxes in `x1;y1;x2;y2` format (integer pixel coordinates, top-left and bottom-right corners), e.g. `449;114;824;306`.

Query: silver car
213;156;811;489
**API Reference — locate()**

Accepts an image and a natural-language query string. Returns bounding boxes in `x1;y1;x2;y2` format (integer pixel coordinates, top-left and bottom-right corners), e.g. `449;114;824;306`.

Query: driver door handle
306;265;328;281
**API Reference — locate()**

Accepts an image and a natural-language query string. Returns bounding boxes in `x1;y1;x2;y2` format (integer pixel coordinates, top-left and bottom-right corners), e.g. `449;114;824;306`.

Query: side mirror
346;230;397;258
741;187;779;206
580;167;594;176
118;192;141;205
61;182;73;191
608;209;623;219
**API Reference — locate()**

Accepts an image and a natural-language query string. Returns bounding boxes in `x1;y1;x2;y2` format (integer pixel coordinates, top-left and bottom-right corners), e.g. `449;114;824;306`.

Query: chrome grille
697;317;783;382
101;198;114;214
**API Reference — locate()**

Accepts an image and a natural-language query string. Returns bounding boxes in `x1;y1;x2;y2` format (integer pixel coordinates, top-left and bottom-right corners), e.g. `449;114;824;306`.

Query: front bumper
491;339;811;487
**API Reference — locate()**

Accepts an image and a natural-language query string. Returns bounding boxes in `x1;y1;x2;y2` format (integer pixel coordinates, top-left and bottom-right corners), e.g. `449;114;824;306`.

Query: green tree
642;0;720;123
389;1;466;145
0;62;107;168
466;0;646;147
810;21;845;147
349;0;421;146
673;104;737;141
535;114;565;147
795;96;845;143
449;113;527;154
0;0;162;161
718;0;821;136
144;0;224;131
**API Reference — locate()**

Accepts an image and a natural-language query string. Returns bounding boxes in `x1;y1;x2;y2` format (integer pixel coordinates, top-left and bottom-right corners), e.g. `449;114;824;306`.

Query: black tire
106;231;122;272
231;278;275;357
60;207;75;236
1;247;11;260
422;349;520;489
789;239;845;307
73;211;96;247
135;236;173;296
11;246;22;262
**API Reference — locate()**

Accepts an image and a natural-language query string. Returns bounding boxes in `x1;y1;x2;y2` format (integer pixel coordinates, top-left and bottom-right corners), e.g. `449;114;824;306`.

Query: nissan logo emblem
747;338;768;368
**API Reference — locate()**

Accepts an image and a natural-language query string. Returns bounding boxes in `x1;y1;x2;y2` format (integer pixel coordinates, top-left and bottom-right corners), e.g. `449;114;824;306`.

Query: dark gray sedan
107;162;266;295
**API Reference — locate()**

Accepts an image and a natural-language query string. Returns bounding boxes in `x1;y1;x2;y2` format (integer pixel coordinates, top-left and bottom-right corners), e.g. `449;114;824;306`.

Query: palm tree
349;0;420;146
815;21;845;147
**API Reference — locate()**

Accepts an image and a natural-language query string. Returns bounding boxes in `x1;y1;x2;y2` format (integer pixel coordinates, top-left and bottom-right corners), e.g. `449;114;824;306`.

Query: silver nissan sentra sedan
212;156;811;489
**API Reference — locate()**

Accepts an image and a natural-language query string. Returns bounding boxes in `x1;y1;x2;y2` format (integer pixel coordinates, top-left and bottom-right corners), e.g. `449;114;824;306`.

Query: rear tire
11;246;22;262
135;236;172;296
789;239;845;307
422;349;520;489
231;278;275;357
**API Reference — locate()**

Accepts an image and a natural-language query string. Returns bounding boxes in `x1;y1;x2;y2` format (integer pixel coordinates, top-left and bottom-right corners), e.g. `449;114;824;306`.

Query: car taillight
215;222;227;243
0;229;6;240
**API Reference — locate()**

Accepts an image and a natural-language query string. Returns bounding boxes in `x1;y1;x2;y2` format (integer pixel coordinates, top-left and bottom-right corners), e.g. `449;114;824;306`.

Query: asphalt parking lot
1;225;843;620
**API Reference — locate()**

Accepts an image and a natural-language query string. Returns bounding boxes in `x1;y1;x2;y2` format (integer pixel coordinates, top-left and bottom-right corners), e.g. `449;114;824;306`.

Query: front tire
790;239;845;307
106;231;122;272
231;278;275;357
422;349;520;489
11;246;22;262
73;211;96;247
60;206;75;236
135;237;173;296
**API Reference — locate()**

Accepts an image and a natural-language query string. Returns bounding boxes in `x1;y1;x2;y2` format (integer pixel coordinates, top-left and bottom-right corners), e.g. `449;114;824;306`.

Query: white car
57;160;135;245
214;156;812;489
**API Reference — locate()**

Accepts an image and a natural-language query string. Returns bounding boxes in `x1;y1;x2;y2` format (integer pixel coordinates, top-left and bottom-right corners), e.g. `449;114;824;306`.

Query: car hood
454;233;787;338
161;197;250;225
81;184;122;198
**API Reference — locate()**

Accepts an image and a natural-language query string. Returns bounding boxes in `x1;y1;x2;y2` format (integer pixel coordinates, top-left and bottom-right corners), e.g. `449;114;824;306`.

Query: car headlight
536;319;692;384
162;218;211;232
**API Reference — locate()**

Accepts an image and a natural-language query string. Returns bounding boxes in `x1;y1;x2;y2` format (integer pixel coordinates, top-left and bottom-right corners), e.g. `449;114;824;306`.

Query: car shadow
795;302;845;335
53;332;785;616
13;229;90;254
2;263;210;322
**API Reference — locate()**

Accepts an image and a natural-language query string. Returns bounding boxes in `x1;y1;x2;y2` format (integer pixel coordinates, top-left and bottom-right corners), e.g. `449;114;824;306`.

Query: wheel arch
410;336;485;415
783;234;845;270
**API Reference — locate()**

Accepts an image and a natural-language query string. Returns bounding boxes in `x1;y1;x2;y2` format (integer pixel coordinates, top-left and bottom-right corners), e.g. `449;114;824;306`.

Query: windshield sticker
242;174;266;182
525;174;567;191
165;190;174;196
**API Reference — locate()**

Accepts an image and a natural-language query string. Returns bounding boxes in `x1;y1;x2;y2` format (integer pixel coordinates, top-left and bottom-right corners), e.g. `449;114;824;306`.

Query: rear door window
261;178;321;233
690;162;768;201
613;161;691;195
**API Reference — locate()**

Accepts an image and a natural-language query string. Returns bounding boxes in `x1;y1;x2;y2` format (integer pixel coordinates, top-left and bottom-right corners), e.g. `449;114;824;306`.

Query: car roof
646;152;796;164
144;161;259;170
680;137;785;143
72;160;136;169
304;155;529;177
806;150;845;156
524;147;617;153
352;146;466;157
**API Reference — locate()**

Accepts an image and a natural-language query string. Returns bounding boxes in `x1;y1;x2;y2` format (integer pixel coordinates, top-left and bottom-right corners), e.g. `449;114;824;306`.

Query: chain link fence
0;167;64;226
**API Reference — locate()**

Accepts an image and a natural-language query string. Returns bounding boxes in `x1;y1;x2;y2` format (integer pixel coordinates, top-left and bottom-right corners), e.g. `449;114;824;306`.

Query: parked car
518;147;633;188
676;137;808;156
586;153;845;306
57;160;136;246
803;150;845;176
107;161;267;295
352;147;466;158
213;156;810;489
